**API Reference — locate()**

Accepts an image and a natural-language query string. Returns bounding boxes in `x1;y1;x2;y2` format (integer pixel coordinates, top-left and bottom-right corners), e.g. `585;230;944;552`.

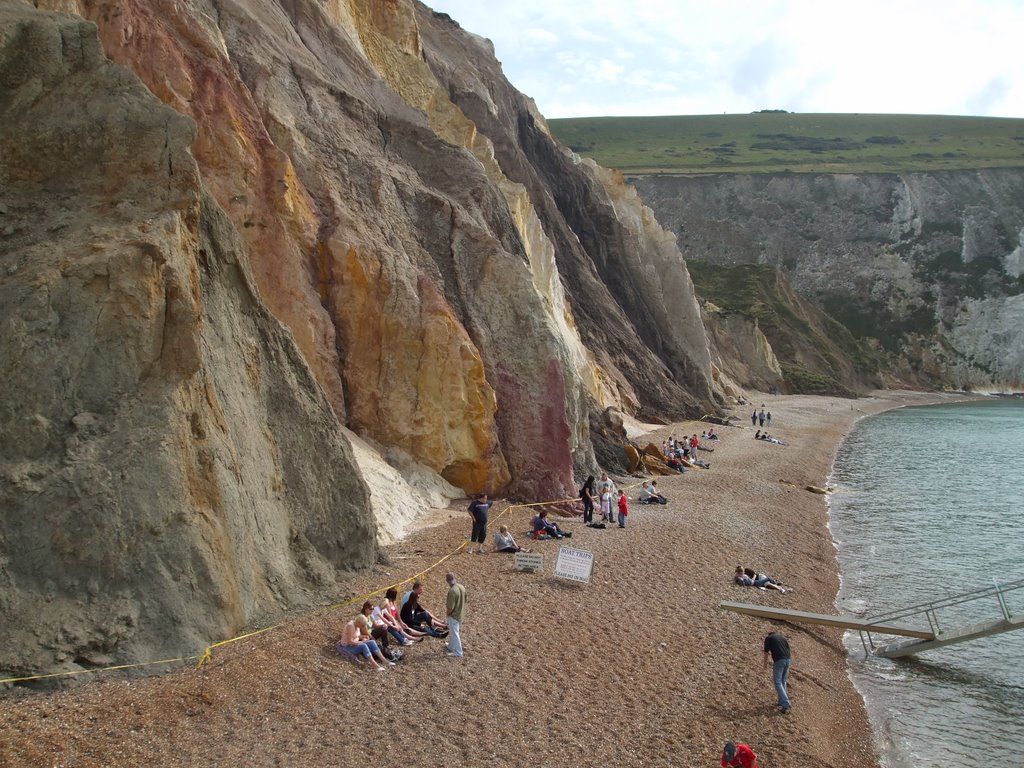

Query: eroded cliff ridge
1;1;717;675
634;171;1024;391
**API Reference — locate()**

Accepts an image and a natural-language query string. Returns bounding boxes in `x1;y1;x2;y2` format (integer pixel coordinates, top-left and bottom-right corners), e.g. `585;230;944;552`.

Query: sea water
828;399;1024;768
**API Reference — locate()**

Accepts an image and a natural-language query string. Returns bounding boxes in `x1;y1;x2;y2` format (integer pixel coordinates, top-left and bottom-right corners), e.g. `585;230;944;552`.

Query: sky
424;0;1024;120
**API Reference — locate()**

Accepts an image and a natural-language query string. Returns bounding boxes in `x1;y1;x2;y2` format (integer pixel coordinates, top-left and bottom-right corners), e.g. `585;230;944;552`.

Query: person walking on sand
467;492;492;554
763;631;792;713
750;408;757;427
617;489;629;528
766;411;772;428
721;740;758;768
445;571;467;658
758;407;766;427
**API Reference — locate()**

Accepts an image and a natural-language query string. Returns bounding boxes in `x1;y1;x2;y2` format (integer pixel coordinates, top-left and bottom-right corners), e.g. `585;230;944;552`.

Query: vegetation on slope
687;260;883;396
548;113;1024;174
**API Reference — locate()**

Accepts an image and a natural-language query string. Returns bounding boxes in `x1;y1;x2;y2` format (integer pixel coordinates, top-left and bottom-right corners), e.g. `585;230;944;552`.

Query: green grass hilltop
547;113;1024;174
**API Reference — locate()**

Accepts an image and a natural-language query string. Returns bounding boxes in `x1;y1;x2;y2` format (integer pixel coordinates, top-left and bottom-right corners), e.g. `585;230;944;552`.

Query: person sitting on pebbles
639;480;668;504
531;509;569;539
400;582;449;638
336;618;394;671
493;524;531;553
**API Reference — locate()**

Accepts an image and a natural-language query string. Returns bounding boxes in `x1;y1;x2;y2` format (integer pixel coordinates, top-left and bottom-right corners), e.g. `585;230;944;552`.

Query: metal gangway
720;576;1024;659
857;577;1024;658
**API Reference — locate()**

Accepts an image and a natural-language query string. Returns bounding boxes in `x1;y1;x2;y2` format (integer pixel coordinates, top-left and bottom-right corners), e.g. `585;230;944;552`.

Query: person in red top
721;740;758;768
616;489;628;528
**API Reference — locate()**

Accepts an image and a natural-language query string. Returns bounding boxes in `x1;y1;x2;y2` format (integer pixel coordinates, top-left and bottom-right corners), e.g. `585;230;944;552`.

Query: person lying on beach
754;431;785;445
336;619;394;671
493;525;531;553
639;481;668;504
735;566;790;593
532;510;569;538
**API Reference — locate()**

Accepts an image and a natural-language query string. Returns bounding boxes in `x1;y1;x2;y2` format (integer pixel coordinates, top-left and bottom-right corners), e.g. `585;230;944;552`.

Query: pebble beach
0;392;964;767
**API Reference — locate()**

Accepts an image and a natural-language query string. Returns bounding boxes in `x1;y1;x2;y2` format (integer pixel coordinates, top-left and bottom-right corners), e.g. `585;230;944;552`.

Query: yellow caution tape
0;655;200;685
6;477;659;684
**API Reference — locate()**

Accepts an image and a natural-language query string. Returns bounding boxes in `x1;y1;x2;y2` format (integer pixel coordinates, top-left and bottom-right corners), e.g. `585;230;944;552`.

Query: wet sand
0;391;967;767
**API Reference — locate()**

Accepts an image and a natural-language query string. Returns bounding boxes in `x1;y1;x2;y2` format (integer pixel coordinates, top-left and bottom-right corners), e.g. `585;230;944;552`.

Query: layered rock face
634;171;1024;390
2;0;717;674
64;0;717;496
0;5;374;674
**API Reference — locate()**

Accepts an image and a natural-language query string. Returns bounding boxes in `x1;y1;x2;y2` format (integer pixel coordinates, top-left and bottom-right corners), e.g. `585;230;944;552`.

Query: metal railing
856;576;1024;656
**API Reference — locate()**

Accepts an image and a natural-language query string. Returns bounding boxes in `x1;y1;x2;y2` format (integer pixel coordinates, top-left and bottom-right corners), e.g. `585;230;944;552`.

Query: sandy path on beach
0;391;967;767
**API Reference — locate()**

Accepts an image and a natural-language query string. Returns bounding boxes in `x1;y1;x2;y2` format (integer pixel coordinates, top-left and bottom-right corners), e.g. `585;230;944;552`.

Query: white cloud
523;27;559;48
425;0;1024;118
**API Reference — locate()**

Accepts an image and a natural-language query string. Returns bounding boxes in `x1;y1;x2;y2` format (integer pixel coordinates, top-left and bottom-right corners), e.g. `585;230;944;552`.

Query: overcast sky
425;0;1024;119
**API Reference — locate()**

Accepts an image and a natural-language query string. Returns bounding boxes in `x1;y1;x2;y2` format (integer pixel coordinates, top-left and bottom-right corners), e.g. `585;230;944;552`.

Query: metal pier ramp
721;576;1024;658
719;601;935;639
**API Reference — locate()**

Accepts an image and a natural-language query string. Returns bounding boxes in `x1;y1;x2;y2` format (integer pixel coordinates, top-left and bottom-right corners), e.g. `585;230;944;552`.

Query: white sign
514;551;544;572
553;546;594;584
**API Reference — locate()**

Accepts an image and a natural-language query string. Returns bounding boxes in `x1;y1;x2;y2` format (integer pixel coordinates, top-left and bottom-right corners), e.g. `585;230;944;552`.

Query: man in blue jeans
763;631;792;713
445;571;467;658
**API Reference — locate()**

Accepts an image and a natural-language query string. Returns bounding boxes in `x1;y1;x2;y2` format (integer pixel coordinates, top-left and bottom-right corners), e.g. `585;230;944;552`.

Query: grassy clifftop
548;113;1024;174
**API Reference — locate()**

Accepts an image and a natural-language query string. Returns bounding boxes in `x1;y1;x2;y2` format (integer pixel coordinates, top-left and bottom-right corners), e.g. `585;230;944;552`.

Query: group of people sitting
336;581;449;671
733;566;791;594
661;434;712;470
753;430;785;445
638;480;667;504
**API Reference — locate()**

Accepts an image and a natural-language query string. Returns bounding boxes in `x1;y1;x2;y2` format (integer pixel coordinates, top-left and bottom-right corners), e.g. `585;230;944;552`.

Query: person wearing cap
721;740;758;767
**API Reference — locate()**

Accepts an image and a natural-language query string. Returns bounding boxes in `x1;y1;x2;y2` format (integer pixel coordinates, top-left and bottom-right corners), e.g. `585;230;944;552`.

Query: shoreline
822;390;990;767
0;391;975;767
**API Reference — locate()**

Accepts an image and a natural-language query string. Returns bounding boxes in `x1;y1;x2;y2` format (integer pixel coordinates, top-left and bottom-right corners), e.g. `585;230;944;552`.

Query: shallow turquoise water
829;399;1024;768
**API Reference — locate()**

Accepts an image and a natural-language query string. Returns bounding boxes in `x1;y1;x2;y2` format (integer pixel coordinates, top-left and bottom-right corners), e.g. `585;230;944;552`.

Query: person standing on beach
580;475;596;524
721;740;758;767
763;631;792;713
599;472;616;523
467;492;492;554
758;406;766;427
616;489;628;528
445;572;467;657
750;409;757;427
766;411;772;428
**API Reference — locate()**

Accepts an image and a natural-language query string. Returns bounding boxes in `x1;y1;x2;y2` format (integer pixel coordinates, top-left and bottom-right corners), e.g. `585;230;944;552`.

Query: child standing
600;489;613;524
617;490;628;528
